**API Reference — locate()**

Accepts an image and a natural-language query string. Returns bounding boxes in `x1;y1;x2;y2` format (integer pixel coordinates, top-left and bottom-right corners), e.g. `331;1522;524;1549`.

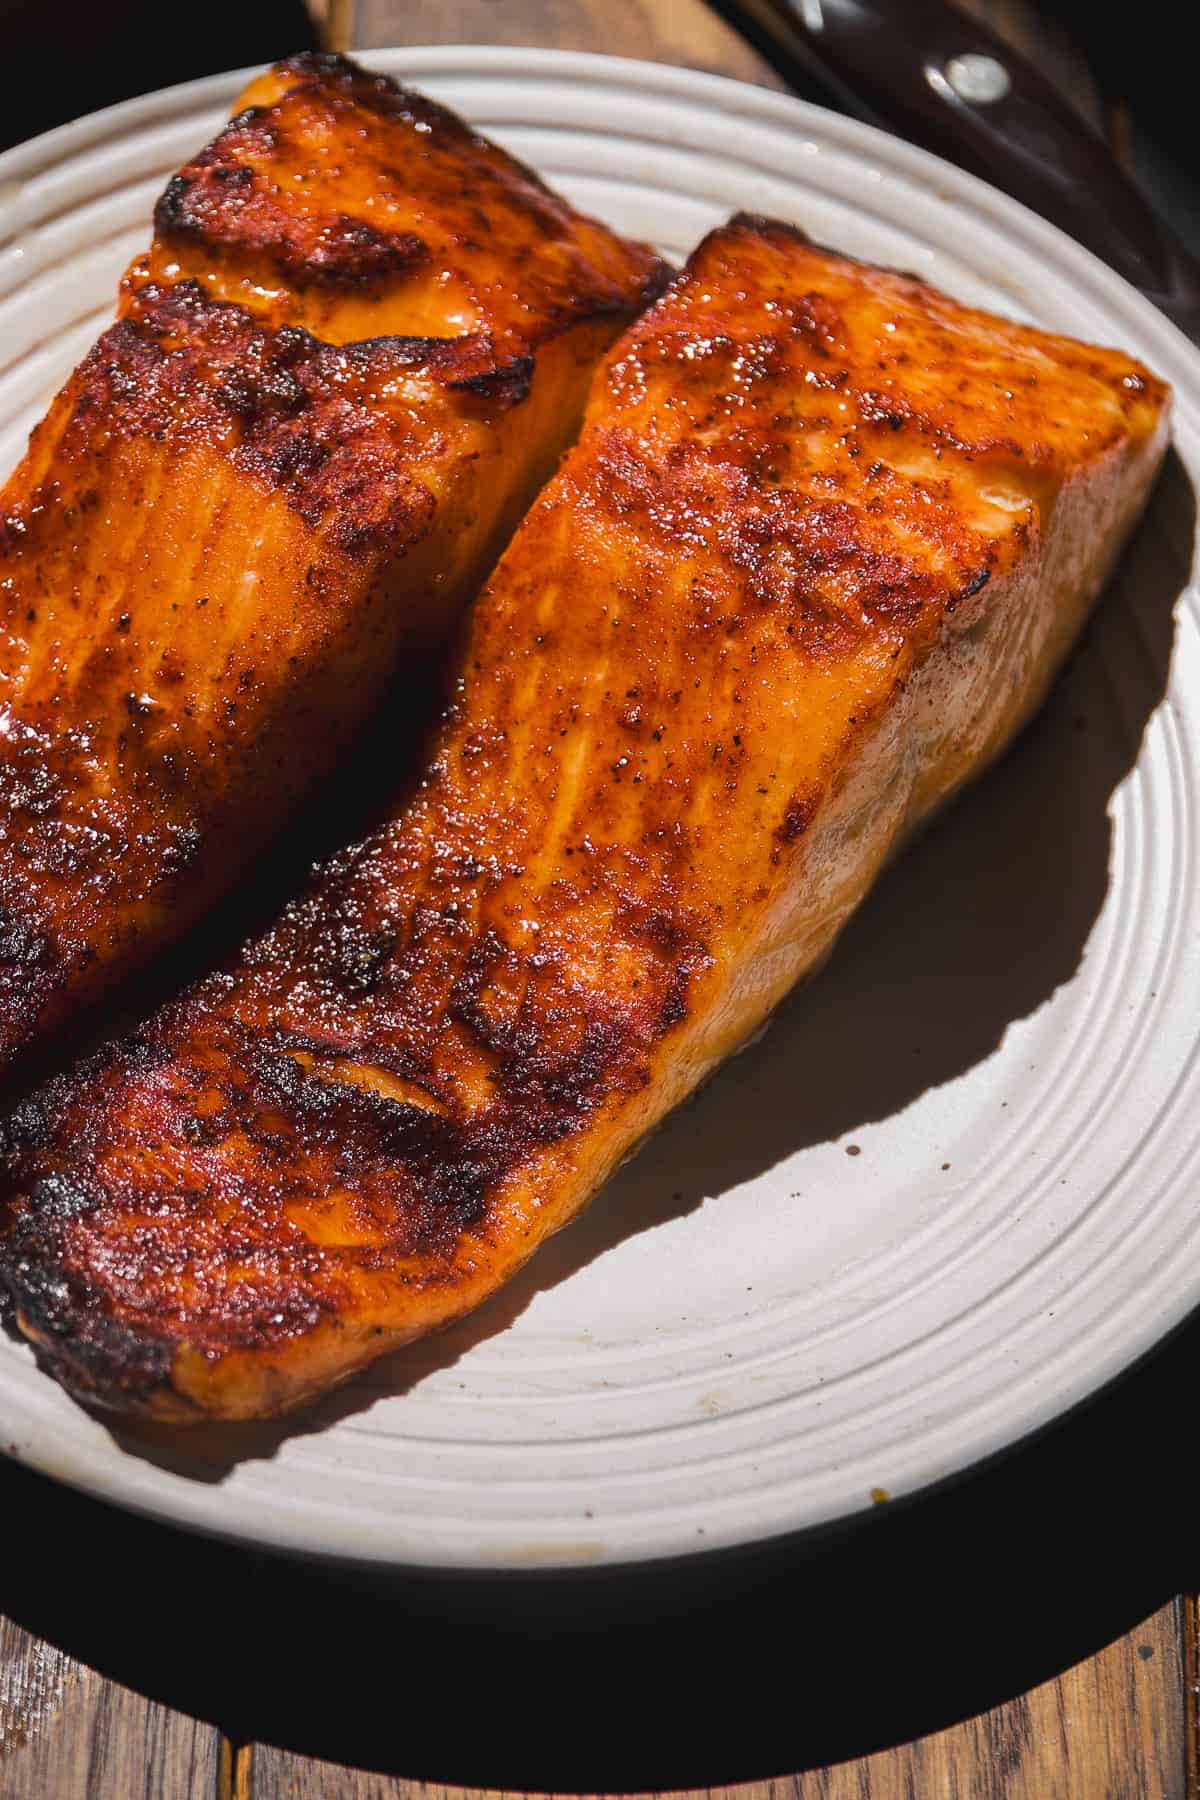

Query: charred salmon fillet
0;51;666;1072
0;215;1169;1420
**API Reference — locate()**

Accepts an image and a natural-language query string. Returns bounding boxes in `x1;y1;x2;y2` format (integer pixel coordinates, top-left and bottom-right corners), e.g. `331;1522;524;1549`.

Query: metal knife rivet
944;54;1012;105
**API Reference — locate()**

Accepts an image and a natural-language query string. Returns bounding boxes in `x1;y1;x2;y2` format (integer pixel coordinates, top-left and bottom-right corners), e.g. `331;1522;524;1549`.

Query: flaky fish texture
0;215;1170;1420
0;52;665;1071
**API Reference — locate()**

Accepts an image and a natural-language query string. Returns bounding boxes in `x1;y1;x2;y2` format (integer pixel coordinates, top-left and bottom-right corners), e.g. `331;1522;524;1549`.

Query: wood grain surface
339;0;784;87
0;1615;220;1798
1;2;1197;1796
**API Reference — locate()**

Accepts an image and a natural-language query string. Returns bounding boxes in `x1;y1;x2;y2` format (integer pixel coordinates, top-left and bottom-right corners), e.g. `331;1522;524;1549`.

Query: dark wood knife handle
726;0;1200;314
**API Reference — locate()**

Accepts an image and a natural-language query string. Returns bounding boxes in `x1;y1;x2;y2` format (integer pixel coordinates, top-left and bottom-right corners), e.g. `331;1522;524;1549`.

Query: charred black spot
638;258;676;309
0;905;52;972
860;396;908;431
160;824;203;881
948;565;992;614
776;789;820;845
339;334;536;410
448;352;534;407
629;908;694;956
447;926;512;1052
119;1032;173;1076
729;211;812;249
297;219;428;291
317;917;399;1001
270;50;353;84
0;1097;49;1157
213;359;307;427
209;164;254;192
0;1237;176;1407
256;428;329;485
224;103;273;134
0;511;29;555
273;325;314;365
180;1112;224;1148
535;1013;642;1115
26;1172;96;1222
152;172;196;241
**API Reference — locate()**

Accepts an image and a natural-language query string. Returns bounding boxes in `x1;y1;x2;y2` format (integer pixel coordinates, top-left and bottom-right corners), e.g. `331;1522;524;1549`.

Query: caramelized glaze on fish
0;52;666;1071
0;217;1169;1418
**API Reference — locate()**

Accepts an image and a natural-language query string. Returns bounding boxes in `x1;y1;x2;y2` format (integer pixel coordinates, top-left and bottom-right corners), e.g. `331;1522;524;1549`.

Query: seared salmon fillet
0;216;1169;1419
0;51;666;1071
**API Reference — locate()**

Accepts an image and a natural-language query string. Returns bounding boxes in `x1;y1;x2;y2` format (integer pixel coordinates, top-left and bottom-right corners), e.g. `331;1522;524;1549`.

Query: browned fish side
0;51;666;1072
0;217;1169;1420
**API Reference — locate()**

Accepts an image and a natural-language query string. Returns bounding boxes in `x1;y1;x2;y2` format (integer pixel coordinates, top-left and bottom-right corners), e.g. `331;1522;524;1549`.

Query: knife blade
713;0;1200;339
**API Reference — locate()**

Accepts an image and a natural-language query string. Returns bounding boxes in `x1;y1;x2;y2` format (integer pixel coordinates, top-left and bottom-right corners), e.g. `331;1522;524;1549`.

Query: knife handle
724;0;1200;316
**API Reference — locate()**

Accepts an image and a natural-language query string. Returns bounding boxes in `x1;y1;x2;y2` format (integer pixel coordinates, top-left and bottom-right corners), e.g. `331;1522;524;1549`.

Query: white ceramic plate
2;49;1199;1570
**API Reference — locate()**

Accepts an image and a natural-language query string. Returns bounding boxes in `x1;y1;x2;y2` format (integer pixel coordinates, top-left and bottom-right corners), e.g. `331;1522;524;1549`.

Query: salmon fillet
0;52;665;1072
0;216;1170;1419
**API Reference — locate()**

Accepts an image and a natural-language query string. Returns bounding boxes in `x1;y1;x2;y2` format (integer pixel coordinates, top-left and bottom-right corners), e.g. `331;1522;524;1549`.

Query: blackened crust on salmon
0;1204;178;1413
0;1096;51;1160
950;565;993;612
331;331;537;409
69;284;532;549
157;149;433;293
0;902;57;981
449;353;537;405
775;788;821;846
0;903;64;1069
728;210;812;248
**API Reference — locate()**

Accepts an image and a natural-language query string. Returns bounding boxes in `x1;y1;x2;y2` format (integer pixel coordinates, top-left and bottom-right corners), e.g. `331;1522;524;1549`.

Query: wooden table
2;2;1198;1794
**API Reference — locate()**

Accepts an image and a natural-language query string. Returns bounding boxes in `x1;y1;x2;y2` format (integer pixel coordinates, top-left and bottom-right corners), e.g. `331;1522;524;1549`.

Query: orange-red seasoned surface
0;216;1169;1419
0;51;665;1073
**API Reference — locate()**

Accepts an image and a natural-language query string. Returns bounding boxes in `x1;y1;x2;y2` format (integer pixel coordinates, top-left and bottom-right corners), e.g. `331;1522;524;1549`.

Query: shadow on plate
0;453;1196;1790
